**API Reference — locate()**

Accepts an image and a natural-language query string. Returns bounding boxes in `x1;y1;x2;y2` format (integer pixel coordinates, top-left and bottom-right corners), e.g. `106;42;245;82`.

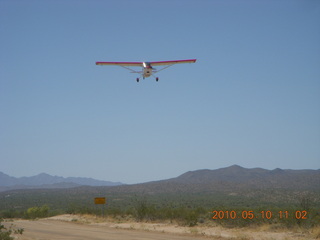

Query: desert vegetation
1;188;319;231
0;218;24;240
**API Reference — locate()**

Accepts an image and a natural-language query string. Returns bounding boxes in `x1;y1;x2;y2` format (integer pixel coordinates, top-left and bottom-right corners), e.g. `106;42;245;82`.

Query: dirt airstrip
5;214;318;240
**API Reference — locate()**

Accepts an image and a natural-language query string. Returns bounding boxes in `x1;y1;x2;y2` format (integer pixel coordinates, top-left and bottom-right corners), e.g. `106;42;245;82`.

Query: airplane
96;59;196;82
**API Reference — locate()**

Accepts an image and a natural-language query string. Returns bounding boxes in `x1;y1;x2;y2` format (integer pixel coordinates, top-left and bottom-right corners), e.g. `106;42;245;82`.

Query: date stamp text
211;210;308;220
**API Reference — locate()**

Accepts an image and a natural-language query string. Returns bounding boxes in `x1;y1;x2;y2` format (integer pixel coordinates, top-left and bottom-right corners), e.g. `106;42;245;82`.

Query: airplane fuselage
142;62;153;78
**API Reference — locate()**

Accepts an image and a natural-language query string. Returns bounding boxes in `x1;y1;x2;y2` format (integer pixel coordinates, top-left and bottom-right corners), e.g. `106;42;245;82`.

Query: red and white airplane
96;59;196;82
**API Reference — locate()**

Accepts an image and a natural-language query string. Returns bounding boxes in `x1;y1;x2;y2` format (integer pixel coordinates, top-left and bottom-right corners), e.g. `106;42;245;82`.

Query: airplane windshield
144;62;152;68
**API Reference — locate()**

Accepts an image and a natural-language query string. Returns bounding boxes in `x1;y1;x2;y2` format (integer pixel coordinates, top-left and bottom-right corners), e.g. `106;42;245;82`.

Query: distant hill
170;164;320;190
0;172;123;192
102;165;320;194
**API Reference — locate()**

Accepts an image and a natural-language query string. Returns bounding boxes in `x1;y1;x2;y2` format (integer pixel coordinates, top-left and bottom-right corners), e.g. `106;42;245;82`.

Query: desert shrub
133;199;157;221
182;210;198;226
0;209;25;219
25;205;49;219
0;218;24;240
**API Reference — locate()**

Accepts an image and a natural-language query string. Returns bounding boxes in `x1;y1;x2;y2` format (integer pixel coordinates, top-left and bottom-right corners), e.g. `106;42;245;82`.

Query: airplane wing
150;59;196;66
96;61;143;67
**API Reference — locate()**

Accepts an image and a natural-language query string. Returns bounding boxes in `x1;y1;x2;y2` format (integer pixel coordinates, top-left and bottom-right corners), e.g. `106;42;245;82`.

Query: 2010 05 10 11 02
211;210;308;220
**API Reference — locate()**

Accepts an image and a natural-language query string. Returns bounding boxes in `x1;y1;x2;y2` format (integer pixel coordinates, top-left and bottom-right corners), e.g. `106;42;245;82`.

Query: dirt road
6;215;316;240
9;219;210;240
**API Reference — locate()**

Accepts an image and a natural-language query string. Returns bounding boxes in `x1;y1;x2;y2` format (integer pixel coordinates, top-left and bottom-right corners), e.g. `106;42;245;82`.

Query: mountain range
104;165;320;195
0;172;123;192
1;165;319;194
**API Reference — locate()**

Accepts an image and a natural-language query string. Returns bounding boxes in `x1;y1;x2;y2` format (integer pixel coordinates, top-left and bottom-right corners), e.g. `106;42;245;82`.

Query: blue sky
1;0;319;184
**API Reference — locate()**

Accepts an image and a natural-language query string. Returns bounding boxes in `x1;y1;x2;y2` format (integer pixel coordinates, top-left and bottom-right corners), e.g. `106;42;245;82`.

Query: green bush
26;205;49;219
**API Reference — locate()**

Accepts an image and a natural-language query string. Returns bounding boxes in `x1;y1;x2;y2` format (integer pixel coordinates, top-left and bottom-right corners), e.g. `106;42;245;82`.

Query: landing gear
136;78;139;82
156;77;159;82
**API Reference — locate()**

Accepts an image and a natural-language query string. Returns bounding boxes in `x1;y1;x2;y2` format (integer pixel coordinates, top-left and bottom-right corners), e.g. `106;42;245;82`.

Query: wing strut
153;64;174;73
119;65;141;73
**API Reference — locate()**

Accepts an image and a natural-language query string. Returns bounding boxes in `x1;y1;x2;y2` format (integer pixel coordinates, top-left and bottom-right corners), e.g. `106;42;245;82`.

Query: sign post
94;197;106;217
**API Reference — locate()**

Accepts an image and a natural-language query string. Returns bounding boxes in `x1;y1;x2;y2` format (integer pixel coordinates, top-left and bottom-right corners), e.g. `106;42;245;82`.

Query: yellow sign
94;197;106;205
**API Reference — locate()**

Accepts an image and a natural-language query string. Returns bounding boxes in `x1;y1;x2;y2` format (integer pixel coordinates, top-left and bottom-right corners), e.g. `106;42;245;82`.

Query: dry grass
311;225;320;239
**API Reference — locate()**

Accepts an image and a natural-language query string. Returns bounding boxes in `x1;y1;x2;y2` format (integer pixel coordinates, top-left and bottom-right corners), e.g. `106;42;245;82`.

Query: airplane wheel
136;78;139;82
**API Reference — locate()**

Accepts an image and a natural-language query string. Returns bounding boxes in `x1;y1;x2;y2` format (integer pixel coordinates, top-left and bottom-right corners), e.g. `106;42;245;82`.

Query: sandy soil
6;214;316;240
